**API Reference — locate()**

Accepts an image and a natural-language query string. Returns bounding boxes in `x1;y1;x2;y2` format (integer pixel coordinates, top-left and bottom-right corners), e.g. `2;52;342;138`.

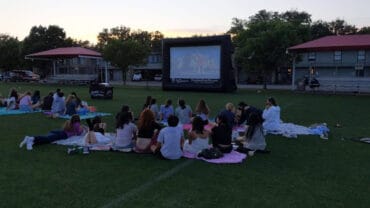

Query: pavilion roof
289;35;370;52
26;47;101;59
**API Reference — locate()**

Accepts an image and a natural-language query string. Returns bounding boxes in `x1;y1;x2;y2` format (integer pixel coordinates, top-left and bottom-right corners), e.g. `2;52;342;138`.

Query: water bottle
67;146;84;155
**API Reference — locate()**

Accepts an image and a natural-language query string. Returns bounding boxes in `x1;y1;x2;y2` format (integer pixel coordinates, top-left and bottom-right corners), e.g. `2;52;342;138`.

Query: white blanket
266;123;329;138
53;132;115;146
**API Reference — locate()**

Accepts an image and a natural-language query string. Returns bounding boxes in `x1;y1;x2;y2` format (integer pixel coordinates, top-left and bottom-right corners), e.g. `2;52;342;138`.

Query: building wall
294;50;370;92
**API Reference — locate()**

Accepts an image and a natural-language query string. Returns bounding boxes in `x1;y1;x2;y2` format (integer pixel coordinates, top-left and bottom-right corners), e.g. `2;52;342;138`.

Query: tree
100;26;152;85
0;34;21;70
358;27;370;34
310;20;333;39
150;31;164;52
329;19;357;35
22;25;69;56
231;10;311;88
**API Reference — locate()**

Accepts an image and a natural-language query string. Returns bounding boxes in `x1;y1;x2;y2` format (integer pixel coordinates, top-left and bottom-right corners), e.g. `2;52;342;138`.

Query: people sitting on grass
112;111;137;151
184;116;210;154
142;95;152;110
19;91;40;111
70;92;90;115
116;105;134;123
151;115;184;160
149;98;159;120
31;90;41;106
42;92;54;111
50;91;65;117
19;114;87;150
211;114;232;153
218;102;236;128
236;101;263;125
236;112;267;155
134;109;162;153
195;99;210;124
84;116;109;145
262;97;281;132
6;88;19;110
159;99;174;122
65;94;78;116
175;99;192;124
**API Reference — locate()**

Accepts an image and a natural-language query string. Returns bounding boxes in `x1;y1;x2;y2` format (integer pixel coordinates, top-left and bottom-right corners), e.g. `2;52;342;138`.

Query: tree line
0;9;369;83
228;10;370;86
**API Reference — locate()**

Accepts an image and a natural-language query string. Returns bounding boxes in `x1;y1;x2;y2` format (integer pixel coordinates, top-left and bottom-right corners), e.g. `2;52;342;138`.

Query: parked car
2;71;16;82
154;74;162;81
4;70;40;82
132;72;142;81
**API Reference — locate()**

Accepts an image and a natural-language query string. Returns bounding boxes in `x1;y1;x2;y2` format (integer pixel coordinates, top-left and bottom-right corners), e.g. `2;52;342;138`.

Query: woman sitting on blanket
211;114;232;153
41;92;54;111
159;99;174;123
19;114;87;150
262;97;281;132
50;91;66;118
31;90;41;106
134;109;162;153
84;116;110;146
236;112;268;155
175;99;192;124
112;111;137;151
6;89;19;110
19;91;41;111
115;105;134;123
184;116;210;154
65;94;78;116
149;98;160;121
194;99;210;124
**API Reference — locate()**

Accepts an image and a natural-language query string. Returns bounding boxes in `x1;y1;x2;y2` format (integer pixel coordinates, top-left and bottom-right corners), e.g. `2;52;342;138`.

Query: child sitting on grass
151;115;184;160
112;111;137;151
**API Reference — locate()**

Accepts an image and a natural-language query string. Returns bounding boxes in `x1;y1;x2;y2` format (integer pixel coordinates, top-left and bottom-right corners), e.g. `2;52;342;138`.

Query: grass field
0;83;369;208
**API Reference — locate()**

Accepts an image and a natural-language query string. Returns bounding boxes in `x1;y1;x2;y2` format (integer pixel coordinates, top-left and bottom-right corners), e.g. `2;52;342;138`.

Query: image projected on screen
170;46;221;79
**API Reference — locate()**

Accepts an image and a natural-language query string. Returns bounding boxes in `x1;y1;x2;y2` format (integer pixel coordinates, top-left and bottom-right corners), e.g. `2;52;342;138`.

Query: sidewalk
109;81;293;90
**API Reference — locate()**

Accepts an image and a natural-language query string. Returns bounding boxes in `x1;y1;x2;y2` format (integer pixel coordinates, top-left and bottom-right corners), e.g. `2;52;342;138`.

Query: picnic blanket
183;150;247;164
266;123;330;138
0;107;41;116
53;133;115;147
43;111;112;119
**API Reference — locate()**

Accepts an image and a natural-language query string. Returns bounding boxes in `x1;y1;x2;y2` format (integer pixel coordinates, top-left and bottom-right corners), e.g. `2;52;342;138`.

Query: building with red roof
25;47;113;83
288;35;370;92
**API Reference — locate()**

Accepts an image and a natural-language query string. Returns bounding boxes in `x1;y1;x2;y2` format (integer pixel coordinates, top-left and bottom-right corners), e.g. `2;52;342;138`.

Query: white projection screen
170;46;221;79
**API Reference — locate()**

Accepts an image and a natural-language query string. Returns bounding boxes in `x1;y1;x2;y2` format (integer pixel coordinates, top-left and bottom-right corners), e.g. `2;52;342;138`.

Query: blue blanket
0;107;41;116
58;112;112;120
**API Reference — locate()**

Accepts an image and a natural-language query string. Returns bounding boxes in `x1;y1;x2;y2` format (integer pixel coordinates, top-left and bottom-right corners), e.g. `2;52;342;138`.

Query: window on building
334;51;342;61
308;52;316;61
358;50;365;61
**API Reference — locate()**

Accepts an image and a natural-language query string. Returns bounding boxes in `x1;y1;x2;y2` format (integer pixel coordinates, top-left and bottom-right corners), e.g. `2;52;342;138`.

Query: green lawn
0;83;369;208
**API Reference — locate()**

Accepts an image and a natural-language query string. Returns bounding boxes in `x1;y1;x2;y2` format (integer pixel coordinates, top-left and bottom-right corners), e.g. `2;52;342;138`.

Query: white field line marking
101;160;193;208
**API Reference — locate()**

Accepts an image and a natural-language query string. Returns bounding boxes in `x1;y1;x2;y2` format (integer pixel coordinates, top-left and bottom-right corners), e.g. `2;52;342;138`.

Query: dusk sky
1;0;370;43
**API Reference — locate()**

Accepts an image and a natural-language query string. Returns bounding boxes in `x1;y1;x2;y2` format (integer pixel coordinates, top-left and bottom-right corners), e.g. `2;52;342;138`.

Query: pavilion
25;47;109;83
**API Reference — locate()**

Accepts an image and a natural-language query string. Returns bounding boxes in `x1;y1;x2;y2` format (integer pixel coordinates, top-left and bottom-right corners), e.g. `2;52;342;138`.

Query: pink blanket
183;150;247;164
182;123;215;131
182;124;246;132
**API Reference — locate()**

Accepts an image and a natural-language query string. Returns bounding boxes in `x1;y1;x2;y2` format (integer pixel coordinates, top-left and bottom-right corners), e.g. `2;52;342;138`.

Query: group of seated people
19;96;276;160
0;88;42;111
0;88;90;117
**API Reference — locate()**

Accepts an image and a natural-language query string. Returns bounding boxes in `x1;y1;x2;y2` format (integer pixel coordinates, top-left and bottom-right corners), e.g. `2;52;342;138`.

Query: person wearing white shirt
262;97;281;132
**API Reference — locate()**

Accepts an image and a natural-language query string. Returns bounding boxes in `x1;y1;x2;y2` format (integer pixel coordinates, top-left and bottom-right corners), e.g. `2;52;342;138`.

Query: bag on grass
197;148;224;159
